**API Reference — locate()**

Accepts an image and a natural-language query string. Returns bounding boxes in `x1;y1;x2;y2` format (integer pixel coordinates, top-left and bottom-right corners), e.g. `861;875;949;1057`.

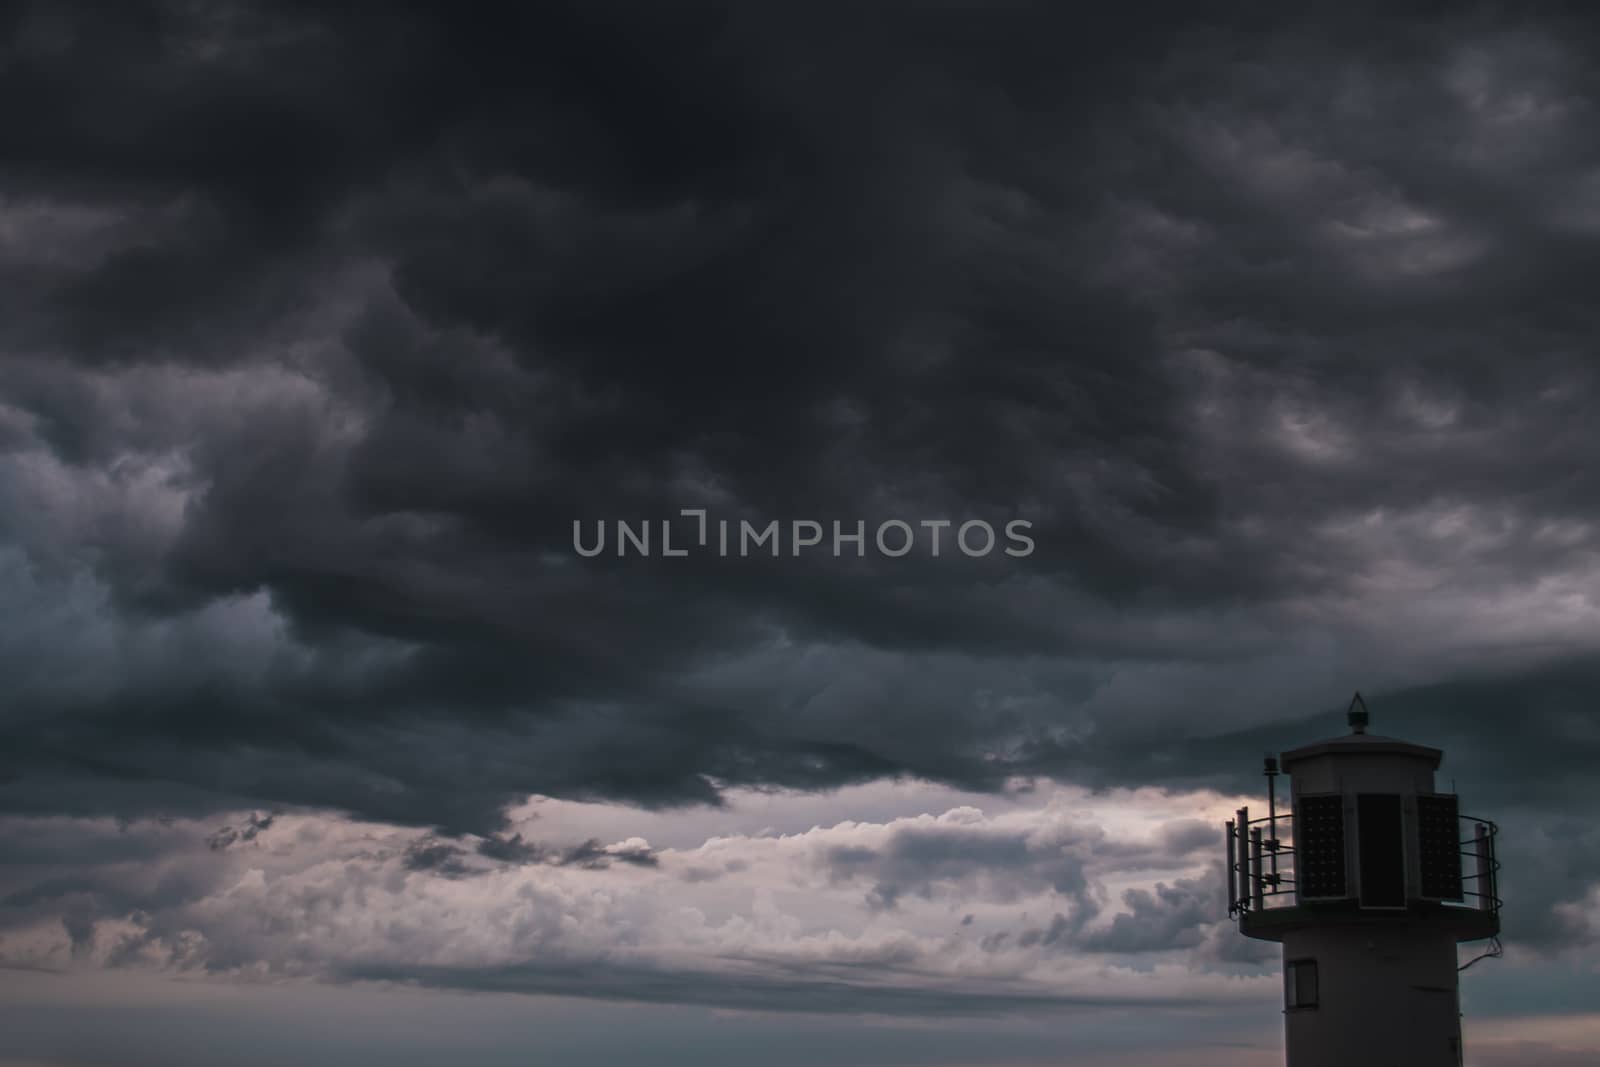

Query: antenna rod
1264;755;1280;885
1474;823;1493;913
1236;806;1250;911
1225;819;1237;916
1251;827;1265;911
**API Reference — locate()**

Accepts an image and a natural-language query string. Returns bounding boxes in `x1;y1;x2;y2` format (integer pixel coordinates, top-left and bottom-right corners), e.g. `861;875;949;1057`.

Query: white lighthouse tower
1226;694;1501;1067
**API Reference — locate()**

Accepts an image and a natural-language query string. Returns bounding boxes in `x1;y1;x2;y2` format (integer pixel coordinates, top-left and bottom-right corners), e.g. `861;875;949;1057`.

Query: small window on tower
1285;958;1319;1010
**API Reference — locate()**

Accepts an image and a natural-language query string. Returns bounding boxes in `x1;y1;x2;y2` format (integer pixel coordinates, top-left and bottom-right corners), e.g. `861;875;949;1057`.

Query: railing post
1474;823;1492;912
1265;757;1279;885
1251;827;1265;911
1225;819;1238;915
1237;807;1250;910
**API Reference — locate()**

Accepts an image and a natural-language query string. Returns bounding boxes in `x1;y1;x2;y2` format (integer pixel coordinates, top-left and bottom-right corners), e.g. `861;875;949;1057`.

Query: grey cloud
403;832;661;877
207;812;276;851
402;838;473;878
335;958;1214;1019
823;824;1097;917
557;838;660;870
475;832;546;865
1074;874;1218;954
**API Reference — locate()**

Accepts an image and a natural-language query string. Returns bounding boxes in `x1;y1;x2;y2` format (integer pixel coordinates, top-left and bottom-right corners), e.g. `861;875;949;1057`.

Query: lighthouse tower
1226;694;1501;1067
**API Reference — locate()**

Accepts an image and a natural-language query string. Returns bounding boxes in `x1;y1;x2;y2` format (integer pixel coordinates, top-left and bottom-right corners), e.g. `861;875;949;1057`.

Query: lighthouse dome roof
1280;729;1443;768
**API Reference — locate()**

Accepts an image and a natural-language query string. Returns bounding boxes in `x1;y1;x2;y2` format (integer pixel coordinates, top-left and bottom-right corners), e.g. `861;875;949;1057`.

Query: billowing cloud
0;784;1274;1016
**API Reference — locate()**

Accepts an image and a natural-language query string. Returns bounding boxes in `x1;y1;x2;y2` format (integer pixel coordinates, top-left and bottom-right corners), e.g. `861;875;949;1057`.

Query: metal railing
1226;808;1296;917
1225;808;1500;919
1458;816;1501;914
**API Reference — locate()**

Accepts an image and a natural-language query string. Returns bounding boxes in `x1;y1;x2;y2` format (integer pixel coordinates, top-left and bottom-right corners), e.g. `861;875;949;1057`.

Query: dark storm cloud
562;837;660;869
206;811;276;850
2;1;1600;969
401;830;660;876
475;831;545;865
469;831;659;870
402;837;473;877
1073;874;1216;954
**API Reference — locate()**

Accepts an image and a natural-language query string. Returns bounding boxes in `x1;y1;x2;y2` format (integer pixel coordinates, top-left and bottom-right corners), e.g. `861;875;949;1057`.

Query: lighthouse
1225;694;1501;1067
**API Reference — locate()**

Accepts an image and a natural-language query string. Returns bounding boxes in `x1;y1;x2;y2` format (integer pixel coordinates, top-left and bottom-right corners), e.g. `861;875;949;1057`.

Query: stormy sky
2;1;1599;1064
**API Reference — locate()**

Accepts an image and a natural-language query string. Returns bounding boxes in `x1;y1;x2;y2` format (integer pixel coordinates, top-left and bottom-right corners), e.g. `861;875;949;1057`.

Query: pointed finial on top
1347;691;1370;734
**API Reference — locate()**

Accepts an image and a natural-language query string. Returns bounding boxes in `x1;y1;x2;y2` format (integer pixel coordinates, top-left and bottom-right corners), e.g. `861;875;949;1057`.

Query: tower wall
1281;922;1462;1067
